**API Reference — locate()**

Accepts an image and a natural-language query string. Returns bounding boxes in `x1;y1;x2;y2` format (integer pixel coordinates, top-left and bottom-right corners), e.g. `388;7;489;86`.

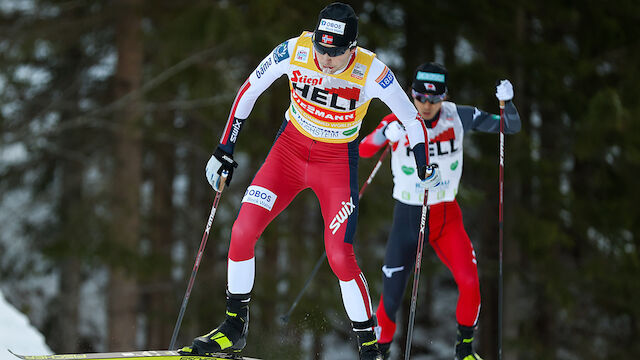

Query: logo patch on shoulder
295;46;310;63
376;66;395;89
242;185;277;211
273;41;290;64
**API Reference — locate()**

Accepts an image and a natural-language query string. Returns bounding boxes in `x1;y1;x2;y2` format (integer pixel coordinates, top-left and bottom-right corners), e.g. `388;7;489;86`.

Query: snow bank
0;289;51;360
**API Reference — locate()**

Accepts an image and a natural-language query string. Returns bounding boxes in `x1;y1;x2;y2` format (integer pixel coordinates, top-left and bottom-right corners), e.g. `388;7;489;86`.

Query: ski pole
280;145;391;324
169;171;229;350
279;251;326;324
404;186;429;360
498;100;505;360
358;145;390;198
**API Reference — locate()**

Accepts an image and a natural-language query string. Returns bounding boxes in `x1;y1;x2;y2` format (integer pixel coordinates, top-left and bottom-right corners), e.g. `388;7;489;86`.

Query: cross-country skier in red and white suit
360;62;521;360
179;4;438;360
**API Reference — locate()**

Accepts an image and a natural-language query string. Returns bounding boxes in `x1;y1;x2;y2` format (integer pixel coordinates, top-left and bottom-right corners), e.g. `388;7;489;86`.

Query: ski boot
179;291;250;356
353;318;383;360
454;324;483;360
377;342;391;360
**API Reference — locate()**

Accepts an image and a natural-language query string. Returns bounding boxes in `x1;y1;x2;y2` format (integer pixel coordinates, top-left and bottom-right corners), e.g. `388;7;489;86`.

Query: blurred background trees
1;0;638;359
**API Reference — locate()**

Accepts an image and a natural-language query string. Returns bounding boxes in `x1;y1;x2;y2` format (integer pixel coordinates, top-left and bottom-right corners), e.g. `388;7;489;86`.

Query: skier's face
315;46;355;74
413;97;443;121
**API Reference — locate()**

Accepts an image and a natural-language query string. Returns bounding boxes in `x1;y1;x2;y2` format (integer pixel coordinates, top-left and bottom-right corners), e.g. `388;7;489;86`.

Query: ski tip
8;349;24;359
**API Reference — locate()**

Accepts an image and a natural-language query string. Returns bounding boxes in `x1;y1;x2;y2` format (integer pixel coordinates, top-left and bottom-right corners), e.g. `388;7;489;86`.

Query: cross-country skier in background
359;62;521;360
178;3;440;360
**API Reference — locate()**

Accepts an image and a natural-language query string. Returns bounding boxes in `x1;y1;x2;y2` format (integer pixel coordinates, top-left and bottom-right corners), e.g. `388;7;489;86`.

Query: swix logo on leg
329;196;355;234
230;118;242;143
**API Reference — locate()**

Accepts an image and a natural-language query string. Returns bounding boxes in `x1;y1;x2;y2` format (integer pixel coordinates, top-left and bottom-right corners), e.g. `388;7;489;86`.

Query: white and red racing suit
360;100;521;342
218;31;429;324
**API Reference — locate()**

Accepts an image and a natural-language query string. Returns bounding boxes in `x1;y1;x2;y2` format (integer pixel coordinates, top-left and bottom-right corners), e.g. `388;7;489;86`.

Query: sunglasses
313;41;350;57
312;34;356;57
411;89;446;104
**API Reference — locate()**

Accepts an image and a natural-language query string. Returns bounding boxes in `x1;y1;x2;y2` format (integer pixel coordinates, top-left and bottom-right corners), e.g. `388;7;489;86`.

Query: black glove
206;146;238;190
214;146;238;186
418;164;441;190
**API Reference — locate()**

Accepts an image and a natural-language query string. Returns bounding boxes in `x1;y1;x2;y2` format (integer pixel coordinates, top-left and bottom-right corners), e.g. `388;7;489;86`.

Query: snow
0;289;51;360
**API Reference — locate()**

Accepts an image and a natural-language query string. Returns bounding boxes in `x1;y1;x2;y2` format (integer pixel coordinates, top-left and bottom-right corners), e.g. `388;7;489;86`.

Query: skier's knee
456;272;480;294
326;251;359;281
228;222;258;260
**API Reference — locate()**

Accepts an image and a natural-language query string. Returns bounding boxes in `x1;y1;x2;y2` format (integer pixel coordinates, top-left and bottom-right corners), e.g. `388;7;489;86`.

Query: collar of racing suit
423;109;442;128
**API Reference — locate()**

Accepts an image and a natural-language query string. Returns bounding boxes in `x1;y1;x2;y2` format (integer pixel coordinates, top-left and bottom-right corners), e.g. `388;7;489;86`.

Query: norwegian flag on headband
322;34;334;44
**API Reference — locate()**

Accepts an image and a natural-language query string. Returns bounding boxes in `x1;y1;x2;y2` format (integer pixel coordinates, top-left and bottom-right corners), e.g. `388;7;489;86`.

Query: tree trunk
108;0;143;351
178;108;213;343
50;44;85;354
54;196;82;352
56;152;83;352
146;111;176;349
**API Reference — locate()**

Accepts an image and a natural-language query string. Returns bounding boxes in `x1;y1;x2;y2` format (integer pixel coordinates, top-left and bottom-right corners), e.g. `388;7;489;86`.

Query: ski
8;350;260;360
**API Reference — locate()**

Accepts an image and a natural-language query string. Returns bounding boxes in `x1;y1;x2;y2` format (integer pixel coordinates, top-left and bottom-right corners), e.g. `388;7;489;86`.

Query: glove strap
214;147;238;169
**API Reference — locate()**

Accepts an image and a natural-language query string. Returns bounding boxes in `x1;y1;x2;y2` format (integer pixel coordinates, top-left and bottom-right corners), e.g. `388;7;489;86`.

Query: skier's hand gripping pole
280;145;391;324
169;171;229;350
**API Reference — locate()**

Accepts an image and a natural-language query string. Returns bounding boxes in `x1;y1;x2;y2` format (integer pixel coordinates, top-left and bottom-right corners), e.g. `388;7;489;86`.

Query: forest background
1;0;638;359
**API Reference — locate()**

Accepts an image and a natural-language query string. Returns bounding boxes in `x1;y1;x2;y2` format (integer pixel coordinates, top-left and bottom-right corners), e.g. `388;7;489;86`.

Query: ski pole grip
218;170;229;192
499;100;505;109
